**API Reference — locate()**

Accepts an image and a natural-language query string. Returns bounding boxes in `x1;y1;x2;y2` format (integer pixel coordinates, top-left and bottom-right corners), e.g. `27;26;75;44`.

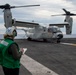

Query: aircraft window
53;28;61;33
43;27;46;32
52;28;57;33
56;28;61;32
48;28;52;32
48;27;61;33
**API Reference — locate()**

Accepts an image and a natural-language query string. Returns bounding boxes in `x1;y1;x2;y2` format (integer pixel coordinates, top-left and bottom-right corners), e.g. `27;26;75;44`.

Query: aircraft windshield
48;27;61;33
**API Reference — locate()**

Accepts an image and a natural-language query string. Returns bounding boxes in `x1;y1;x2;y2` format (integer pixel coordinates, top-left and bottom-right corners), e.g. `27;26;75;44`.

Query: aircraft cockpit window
48;27;61;33
53;27;61;33
56;28;61;32
48;28;53;32
52;28;57;33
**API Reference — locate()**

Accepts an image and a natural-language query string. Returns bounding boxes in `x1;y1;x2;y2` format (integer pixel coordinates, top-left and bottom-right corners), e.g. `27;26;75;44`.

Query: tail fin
64;16;73;34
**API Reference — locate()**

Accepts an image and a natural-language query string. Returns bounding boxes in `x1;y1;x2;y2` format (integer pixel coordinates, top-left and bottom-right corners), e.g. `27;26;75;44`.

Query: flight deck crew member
0;26;24;75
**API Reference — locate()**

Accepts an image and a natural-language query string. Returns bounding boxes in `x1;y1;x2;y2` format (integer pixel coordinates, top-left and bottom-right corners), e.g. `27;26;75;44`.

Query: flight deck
0;38;76;75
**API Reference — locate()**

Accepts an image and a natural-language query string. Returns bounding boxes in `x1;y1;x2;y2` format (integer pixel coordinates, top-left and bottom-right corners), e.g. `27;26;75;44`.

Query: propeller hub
0;4;10;9
4;4;10;9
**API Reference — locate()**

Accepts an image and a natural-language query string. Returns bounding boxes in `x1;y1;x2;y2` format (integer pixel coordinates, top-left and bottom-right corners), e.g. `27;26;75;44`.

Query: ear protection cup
13;30;17;37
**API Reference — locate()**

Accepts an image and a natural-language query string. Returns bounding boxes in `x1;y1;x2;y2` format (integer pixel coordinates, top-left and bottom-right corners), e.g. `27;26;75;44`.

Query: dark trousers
2;66;19;75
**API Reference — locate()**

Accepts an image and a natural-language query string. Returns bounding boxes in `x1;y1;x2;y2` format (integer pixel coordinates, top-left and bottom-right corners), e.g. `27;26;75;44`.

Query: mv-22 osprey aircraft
0;4;75;43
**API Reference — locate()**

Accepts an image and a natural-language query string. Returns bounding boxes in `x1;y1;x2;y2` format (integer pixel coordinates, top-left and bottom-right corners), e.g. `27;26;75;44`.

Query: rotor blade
51;13;76;16
51;14;66;16
0;5;5;9
62;8;68;13
69;14;76;16
11;4;40;8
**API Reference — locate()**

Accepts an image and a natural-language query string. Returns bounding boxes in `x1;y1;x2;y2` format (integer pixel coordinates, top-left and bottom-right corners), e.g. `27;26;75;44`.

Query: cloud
0;0;76;34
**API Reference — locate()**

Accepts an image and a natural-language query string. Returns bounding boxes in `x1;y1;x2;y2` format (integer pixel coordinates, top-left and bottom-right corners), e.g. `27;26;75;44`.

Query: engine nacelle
64;16;73;34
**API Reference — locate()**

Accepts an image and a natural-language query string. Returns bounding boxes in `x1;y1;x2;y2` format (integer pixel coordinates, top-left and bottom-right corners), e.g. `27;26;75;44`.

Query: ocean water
63;34;76;38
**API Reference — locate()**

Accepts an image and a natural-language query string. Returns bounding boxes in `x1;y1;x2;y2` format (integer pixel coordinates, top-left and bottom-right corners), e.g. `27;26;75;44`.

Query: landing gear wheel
57;39;60;43
43;39;47;42
27;37;32;41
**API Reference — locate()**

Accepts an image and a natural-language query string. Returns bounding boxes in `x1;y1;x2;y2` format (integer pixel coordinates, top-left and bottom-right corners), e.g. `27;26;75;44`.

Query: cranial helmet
5;26;17;37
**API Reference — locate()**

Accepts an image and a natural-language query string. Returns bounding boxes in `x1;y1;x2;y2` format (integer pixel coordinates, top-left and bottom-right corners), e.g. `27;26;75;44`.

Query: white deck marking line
61;43;76;46
21;54;58;75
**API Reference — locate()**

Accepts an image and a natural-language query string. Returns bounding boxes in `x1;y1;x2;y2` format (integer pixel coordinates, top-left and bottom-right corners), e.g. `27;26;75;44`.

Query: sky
0;0;76;34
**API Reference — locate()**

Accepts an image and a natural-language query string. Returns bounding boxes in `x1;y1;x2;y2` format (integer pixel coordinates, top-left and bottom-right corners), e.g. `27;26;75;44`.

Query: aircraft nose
57;34;63;39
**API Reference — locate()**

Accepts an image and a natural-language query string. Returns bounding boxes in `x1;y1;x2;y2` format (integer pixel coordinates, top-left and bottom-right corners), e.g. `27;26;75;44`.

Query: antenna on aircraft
0;3;40;9
51;8;76;16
